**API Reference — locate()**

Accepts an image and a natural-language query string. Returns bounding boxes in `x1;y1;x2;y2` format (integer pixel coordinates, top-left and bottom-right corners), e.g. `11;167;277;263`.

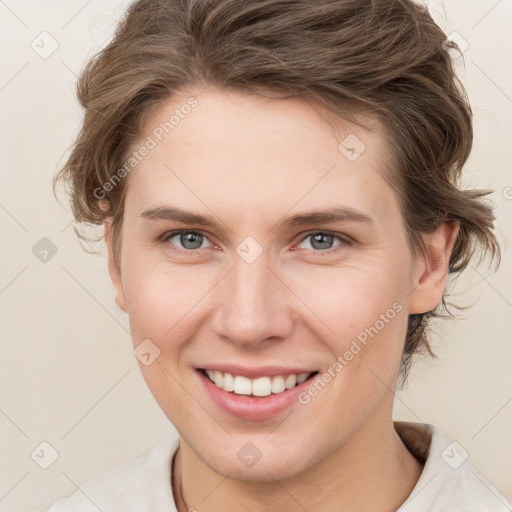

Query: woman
45;0;510;510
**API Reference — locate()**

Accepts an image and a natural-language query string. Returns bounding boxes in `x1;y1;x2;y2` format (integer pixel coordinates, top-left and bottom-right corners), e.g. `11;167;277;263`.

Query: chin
200;442;315;482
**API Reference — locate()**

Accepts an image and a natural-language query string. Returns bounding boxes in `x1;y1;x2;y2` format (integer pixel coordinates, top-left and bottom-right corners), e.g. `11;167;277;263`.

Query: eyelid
297;229;352;242
160;229;209;242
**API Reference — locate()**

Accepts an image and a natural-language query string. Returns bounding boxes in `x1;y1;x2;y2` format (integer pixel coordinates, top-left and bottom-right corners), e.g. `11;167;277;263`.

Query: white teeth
233;375;252;395
296;372;309;384
285;374;297;389
223;372;234;392
271;375;286;393
214;370;223;387
252;377;272;397
204;370;314;396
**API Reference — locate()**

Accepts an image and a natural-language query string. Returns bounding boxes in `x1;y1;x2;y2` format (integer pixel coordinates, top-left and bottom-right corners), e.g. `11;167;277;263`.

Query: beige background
0;1;510;510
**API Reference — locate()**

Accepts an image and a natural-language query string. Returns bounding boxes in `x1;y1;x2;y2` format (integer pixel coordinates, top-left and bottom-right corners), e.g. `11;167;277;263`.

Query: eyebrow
139;204;374;231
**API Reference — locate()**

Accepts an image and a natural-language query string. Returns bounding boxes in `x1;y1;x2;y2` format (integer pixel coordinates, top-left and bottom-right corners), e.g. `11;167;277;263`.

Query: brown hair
54;0;501;385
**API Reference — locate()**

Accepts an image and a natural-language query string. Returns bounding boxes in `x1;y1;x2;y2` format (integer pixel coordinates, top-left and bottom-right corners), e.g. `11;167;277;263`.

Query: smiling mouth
198;368;319;397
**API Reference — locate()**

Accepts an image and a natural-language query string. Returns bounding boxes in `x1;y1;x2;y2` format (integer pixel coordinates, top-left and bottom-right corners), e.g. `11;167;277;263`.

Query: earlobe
104;218;128;314
408;221;460;315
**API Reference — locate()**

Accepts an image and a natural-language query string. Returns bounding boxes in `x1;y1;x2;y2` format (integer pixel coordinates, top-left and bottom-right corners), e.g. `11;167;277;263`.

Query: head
55;0;500;480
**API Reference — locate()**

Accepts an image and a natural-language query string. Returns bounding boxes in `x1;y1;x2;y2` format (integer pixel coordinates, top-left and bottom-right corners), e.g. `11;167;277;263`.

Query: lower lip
196;370;318;420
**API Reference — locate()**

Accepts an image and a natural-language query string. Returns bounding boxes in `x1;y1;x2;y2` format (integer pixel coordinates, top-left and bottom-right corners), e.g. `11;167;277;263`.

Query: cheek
295;271;408;423
122;260;208;341
121;264;204;424
285;260;409;342
282;259;410;401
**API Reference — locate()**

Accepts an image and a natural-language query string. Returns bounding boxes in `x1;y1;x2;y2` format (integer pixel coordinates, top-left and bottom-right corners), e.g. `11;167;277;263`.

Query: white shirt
37;422;511;512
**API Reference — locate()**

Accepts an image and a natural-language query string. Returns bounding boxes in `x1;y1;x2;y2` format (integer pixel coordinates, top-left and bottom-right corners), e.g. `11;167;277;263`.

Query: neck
172;414;423;512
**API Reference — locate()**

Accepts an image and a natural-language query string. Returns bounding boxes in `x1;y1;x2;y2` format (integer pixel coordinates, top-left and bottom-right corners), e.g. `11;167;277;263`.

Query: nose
211;250;295;349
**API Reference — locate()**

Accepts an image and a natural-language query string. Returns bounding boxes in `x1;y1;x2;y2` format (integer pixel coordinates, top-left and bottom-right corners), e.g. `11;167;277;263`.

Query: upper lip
197;364;318;379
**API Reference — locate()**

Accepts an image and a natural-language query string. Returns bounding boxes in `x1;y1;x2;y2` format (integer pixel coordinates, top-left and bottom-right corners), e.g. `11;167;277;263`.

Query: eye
162;230;213;253
296;231;349;252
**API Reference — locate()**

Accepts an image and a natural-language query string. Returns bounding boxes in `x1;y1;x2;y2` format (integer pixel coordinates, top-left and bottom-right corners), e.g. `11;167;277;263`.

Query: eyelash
160;229;352;256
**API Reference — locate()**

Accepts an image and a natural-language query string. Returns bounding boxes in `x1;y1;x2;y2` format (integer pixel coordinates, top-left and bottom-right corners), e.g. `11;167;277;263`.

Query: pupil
181;232;202;249
312;233;332;250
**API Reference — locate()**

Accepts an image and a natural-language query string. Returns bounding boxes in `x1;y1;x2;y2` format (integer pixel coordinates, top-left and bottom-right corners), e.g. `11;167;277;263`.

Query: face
106;87;451;481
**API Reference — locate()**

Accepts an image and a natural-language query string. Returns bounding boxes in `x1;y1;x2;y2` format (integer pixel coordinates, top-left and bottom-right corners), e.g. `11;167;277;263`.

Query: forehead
123;87;398;224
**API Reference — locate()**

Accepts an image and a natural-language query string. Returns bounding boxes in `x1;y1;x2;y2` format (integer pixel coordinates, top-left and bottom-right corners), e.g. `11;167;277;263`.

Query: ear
408;221;460;314
104;216;128;313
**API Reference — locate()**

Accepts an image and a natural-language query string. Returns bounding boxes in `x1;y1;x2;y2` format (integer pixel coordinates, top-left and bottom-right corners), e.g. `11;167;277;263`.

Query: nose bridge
212;250;293;347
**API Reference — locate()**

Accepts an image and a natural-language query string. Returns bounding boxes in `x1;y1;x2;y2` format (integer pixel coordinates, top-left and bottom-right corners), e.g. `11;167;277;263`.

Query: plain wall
0;1;510;510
